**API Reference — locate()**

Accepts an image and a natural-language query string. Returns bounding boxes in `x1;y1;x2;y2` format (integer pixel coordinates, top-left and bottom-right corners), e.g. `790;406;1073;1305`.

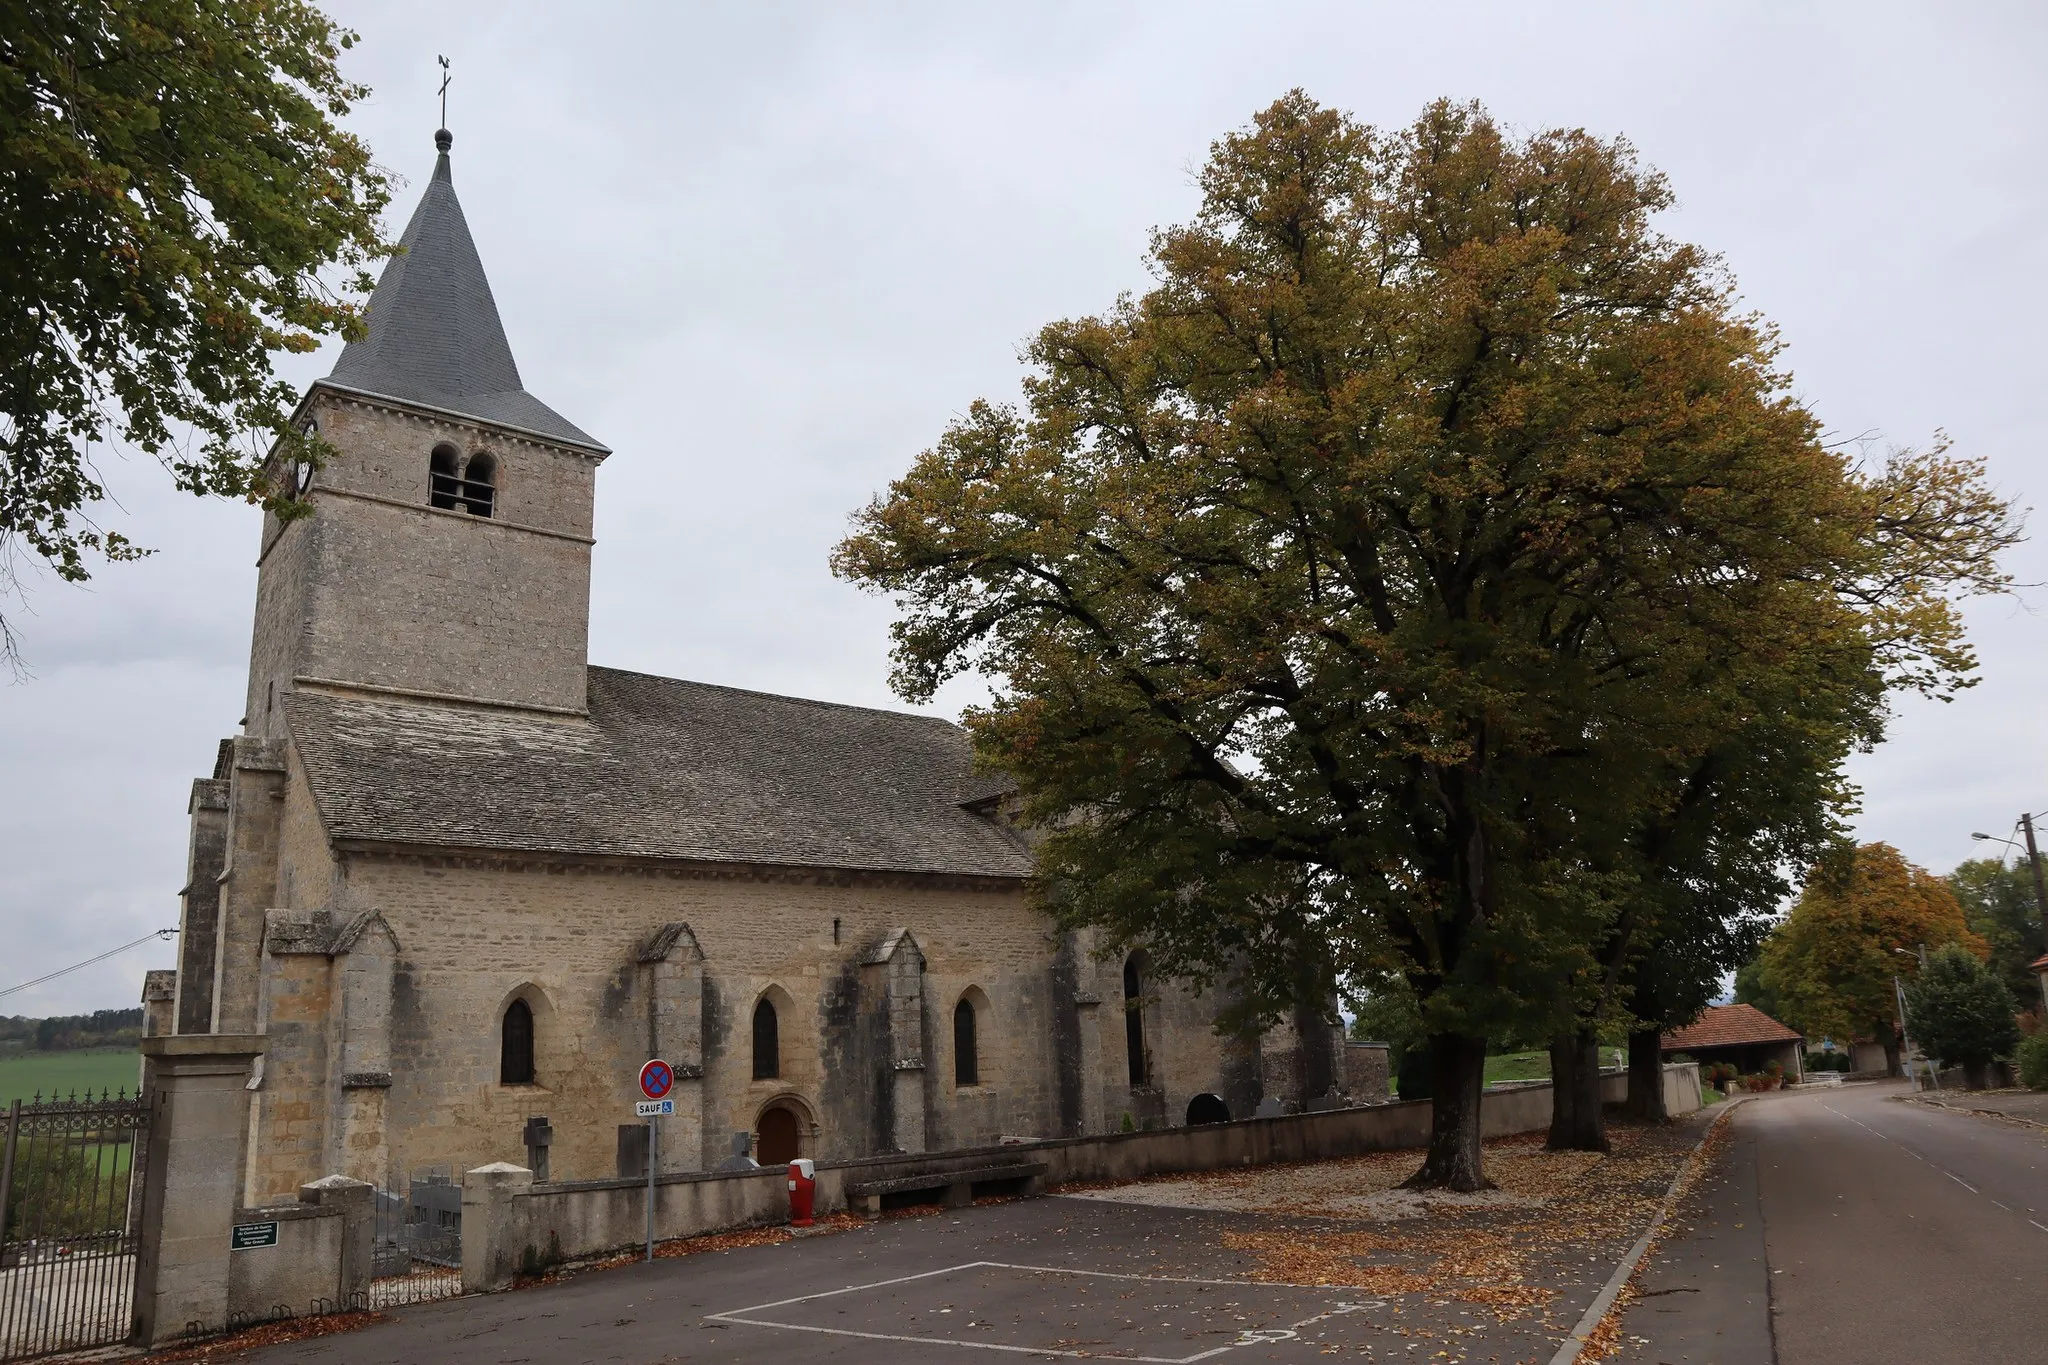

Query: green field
1485;1050;1551;1083
0;1049;142;1104
1482;1048;1627;1085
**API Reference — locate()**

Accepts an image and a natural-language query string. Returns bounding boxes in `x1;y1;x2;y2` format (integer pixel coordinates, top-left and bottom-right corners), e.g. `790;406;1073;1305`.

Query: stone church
162;130;1349;1204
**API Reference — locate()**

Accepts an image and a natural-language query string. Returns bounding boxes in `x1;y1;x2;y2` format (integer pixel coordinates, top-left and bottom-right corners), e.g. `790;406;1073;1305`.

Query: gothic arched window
752;998;780;1080
954;997;979;1086
1123;954;1149;1087
430;444;463;510
462;451;497;518
500;998;534;1084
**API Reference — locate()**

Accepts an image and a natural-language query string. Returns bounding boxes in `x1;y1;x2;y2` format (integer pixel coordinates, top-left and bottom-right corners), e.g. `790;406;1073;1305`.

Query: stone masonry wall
244;394;600;732
211;739;286;1035
241;842;1287;1201
176;777;231;1034
244;853;1075;1197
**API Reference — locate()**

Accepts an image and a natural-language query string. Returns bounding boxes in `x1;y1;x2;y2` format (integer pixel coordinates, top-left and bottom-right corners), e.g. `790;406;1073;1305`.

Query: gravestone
714;1129;759;1172
523;1115;554;1181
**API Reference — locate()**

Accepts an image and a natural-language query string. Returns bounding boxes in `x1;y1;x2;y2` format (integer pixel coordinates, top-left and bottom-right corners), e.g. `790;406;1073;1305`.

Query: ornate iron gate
0;1090;155;1361
368;1169;462;1307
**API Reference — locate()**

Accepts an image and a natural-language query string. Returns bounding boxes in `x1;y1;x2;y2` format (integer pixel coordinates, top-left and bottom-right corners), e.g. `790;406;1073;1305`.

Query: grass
1485;1051;1551;1083
0;1048;142;1104
1483;1048;1629;1086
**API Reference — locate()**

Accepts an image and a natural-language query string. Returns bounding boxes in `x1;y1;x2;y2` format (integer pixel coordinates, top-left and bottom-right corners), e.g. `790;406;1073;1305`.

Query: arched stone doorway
754;1099;811;1166
1186;1093;1230;1126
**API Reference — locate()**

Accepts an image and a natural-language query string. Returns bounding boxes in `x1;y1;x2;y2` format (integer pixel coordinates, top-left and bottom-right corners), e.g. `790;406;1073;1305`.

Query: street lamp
1972;819;2048;946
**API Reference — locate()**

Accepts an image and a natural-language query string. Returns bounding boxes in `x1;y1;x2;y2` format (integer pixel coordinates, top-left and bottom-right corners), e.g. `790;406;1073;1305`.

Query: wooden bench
845;1161;1048;1219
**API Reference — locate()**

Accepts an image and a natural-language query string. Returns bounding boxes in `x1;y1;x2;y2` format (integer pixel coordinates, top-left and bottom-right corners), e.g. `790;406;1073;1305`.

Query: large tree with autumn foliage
1760;843;1984;1075
0;0;393;664
836;94;2017;1189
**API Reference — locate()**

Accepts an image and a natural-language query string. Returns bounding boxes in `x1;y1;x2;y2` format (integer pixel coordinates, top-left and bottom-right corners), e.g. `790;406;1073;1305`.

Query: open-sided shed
1662;1003;1805;1082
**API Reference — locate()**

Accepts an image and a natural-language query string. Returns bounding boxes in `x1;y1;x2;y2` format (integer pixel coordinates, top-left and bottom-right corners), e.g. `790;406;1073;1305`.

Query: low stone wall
225;1175;373;1326
461;1063;1702;1291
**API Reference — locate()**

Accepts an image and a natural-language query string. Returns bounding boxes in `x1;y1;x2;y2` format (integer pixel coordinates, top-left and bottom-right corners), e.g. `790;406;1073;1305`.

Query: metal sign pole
634;1057;673;1263
645;1115;657;1262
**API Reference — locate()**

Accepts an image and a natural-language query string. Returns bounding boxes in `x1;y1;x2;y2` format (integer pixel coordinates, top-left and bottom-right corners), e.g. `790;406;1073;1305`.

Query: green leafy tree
836;95;2016;1189
1905;943;2021;1089
1760;844;1983;1075
1549;634;1880;1146
1732;959;1783;1020
1948;858;2048;1014
0;0;392;662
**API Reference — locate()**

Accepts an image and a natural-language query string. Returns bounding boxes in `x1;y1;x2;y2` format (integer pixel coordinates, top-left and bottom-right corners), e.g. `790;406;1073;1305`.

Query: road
1620;1081;2048;1364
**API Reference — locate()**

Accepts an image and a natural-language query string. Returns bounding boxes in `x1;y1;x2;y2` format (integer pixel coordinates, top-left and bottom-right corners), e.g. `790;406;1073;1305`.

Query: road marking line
708;1261;996;1318
980;1262;1346;1291
2031;1220;2048;1235
703;1314;1201;1362
1821;1102;2033;1227
704;1259;1368;1363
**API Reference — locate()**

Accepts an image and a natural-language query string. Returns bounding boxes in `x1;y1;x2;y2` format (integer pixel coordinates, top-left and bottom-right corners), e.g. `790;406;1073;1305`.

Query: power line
0;928;178;1001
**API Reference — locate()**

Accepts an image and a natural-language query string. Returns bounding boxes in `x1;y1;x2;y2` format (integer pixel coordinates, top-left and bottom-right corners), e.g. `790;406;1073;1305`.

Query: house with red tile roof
1661;1003;1805;1082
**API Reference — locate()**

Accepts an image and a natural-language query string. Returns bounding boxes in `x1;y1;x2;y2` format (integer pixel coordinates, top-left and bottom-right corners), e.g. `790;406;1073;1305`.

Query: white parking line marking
704;1260;1377;1362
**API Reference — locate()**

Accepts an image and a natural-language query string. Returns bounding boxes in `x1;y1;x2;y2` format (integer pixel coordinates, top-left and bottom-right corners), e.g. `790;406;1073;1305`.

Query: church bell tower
244;129;609;736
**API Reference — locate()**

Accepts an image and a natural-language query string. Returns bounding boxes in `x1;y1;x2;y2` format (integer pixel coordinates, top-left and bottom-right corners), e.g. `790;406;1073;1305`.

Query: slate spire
323;131;603;450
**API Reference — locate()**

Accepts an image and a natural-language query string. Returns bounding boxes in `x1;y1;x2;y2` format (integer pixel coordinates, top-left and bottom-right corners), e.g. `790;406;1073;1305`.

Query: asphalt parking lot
205;1161;1669;1365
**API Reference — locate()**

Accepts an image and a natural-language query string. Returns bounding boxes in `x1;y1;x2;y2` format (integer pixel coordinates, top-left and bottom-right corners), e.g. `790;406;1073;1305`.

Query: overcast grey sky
4;2;2043;1017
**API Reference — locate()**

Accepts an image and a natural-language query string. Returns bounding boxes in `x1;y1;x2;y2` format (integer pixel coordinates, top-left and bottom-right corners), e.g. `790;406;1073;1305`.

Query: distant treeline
0;1009;144;1054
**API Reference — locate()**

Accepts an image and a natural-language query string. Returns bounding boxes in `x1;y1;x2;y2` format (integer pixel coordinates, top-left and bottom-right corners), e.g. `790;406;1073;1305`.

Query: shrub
2018;1030;2048;1091
1905;945;2022;1088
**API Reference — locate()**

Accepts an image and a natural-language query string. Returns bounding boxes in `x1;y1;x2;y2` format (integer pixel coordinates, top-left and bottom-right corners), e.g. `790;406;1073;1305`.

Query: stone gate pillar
131;1034;265;1346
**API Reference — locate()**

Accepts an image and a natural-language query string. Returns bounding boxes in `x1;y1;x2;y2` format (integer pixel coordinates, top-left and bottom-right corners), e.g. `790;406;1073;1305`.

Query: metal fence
369;1169;463;1307
0;1090;155;1362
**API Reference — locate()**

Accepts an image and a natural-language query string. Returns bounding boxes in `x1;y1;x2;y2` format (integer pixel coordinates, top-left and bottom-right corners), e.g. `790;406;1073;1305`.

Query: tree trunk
1879;1027;1903;1078
1962;1061;1987;1091
1547;1031;1609;1151
1405;1033;1493;1191
1626;1027;1669;1122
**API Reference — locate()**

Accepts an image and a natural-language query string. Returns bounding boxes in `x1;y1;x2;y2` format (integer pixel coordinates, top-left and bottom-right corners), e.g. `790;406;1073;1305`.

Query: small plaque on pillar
231;1221;279;1250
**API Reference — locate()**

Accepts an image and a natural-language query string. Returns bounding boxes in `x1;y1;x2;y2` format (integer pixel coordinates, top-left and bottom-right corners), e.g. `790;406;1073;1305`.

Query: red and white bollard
787;1158;816;1227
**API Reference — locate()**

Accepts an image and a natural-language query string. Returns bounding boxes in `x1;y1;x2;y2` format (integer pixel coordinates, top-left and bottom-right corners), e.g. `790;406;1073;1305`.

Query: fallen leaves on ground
1572;1105;1742;1362
142;1311;390;1361
1090;1125;1699;1329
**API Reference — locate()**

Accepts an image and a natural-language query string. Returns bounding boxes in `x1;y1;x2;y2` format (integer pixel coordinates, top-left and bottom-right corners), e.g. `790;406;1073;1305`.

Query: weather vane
437;55;452;130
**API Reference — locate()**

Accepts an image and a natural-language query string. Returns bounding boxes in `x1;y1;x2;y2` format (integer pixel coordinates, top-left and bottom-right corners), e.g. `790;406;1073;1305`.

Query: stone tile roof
285;666;1031;879
1660;1003;1803;1052
322;134;604;452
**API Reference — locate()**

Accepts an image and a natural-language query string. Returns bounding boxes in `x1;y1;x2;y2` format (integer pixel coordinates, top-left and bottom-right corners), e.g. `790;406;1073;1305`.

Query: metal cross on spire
437;55;452;131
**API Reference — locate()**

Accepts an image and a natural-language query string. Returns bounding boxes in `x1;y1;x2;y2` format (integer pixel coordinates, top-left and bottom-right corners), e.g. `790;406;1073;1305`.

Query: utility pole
2021;813;2048;946
2022;814;2048;1014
